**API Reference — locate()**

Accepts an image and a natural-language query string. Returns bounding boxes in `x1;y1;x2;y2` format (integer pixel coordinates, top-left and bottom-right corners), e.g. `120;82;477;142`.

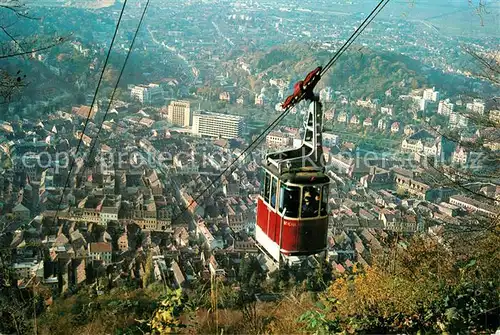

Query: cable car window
302;185;321;218
270;177;277;209
320;185;329;216
263;172;271;203
279;185;300;218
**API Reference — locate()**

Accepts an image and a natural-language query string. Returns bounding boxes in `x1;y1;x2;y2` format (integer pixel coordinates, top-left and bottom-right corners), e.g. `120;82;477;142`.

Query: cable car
256;97;330;265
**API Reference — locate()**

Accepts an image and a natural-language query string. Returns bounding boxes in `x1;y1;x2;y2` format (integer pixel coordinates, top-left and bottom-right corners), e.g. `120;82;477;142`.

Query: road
211;21;235;47
147;26;196;85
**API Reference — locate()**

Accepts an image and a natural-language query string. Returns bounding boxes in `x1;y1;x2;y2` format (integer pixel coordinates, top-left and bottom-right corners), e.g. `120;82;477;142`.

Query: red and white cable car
256;80;330;265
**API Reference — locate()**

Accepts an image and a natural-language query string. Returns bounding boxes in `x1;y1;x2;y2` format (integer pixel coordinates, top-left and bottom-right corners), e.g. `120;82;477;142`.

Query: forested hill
227;43;486;99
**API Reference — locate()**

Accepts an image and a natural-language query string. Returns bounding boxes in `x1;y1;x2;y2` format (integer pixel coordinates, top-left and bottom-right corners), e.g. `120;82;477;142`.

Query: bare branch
0;3;40;20
461;45;500;85
0;25;26;56
0;37;66;59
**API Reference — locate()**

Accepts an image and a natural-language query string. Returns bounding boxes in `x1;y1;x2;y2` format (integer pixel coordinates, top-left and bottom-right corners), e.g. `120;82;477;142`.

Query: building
449;195;499;217
363;118;373;127
13;260;43;280
450;112;468;128
197;221;223;250
167;100;191;127
266;131;292;149
418;98;428;112
337;112;348;123
401;130;442;158
438;99;454;116
489;110;500;123
404;125;417;136
452;146;471;165
380;106;394;116
255;93;265;105
117;232;129;252
394;170;431;200
192;111;243;139
12;203;31;222
130;84;163;104
319;87;333;102
323;133;340;146
466;99;485;115
350;115;360;125
390;122;400;133
423;87;439;102
219;92;231;102
437;202;459;217
87;242;112;264
378;119;389;131
72;105;98;119
99;198;120;225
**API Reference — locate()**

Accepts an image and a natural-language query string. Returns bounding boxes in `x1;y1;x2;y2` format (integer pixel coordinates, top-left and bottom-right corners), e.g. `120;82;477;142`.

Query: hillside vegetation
36;228;499;334
223;43;489;102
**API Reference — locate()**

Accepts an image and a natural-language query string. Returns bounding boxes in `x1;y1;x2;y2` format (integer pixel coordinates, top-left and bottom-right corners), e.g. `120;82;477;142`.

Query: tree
0;1;66;103
418;44;499;233
142;253;153;288
314;233;499;334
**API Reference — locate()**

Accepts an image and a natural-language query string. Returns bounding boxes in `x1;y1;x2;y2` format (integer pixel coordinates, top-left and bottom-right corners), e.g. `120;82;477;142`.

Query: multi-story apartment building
423;87;440;102
437;99;454;116
130;84;163;104
192;111;243;139
167;100;191;127
466;99;485;115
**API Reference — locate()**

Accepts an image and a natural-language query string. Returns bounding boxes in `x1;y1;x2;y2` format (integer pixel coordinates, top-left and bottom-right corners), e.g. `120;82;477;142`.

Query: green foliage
298;309;340;335
149;288;187;334
256;49;298;71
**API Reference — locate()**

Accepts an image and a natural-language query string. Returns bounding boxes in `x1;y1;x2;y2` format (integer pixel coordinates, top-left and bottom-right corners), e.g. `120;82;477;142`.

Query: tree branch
0;25;26;56
0;3;40;20
0;37;65;59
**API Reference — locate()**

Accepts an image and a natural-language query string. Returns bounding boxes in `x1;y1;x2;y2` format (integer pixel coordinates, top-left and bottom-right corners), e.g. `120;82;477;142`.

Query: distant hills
224;43;495;100
26;0;116;8
65;0;115;9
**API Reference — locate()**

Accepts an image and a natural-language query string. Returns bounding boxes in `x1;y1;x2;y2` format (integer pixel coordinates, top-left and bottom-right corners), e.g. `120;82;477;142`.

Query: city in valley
0;0;498;334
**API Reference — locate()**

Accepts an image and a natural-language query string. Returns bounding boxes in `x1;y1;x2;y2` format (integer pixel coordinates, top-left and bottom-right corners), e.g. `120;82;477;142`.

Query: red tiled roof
89;242;112;253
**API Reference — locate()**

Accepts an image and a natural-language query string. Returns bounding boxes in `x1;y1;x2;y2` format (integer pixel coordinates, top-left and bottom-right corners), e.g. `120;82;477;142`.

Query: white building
466;99;486;115
437;99;454;116
319;87;333;102
418;98;428;112
323;133;340;146
130;84;163;104
450;112;468;128
192;111;243;139
381;106;394;116
401;130;442;158
266;131;292;149
489;110;500;123
423;87;440;102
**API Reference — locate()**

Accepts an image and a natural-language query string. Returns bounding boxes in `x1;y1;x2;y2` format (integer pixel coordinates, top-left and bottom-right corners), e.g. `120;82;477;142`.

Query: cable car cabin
256;166;330;262
255;100;330;264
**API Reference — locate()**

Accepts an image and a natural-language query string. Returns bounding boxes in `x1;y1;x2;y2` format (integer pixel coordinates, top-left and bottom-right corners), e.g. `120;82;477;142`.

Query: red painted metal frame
256;197;328;255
